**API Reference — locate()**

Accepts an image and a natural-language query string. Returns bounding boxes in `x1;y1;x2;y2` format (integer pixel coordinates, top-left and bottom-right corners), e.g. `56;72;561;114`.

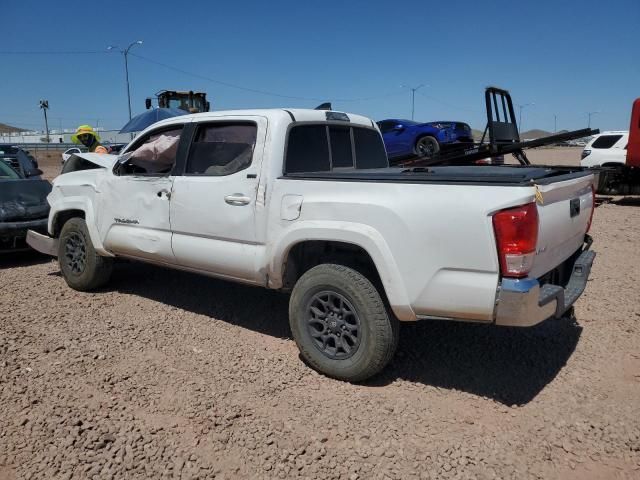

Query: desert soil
1;148;639;479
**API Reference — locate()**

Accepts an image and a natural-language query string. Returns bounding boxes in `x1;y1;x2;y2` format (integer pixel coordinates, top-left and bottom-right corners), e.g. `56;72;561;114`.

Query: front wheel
289;264;399;382
414;135;440;159
58;217;113;291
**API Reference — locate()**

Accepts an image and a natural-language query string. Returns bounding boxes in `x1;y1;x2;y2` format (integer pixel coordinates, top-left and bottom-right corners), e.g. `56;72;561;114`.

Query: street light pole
554;114;557;133
401;84;426;120
587;111;600;128
39;99;50;143
517;103;534;134
108;40;143;121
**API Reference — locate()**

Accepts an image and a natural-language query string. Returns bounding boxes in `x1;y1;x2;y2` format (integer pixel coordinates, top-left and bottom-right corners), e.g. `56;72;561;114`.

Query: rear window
353;128;388;169
329;126;353;168
285;124;387;173
592;135;623;149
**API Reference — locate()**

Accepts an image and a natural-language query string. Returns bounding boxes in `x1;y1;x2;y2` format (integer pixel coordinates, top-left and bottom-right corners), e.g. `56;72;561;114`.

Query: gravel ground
1;148;639;479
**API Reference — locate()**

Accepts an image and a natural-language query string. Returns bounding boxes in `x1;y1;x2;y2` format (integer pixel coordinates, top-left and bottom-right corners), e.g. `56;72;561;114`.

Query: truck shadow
371;318;582;405
596;195;640;207
0;250;52;269
611;196;640;206
110;262;581;406
110;262;293;339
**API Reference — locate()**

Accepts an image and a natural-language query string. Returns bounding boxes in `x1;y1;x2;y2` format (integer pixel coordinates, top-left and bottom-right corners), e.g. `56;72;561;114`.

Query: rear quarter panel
266;178;537;321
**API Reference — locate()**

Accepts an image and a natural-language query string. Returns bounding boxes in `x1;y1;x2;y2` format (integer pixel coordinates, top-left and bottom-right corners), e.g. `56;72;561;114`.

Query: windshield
0;160;20;179
167;96;206;112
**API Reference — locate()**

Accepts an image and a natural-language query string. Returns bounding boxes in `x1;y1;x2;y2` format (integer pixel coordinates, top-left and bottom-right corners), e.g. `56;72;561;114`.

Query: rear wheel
58;217;113;291
289;264;399;382
414;135;440;159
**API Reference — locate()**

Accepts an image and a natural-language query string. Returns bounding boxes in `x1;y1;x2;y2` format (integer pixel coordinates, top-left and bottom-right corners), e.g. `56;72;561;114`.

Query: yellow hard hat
71;125;101;144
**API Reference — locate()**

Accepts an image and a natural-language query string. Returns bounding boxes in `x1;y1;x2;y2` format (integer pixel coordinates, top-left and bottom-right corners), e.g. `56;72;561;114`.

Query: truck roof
148;108;376;130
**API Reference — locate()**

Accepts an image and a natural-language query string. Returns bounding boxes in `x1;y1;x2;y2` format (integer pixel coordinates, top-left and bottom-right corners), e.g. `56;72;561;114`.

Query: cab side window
185;123;257;176
118;126;183;176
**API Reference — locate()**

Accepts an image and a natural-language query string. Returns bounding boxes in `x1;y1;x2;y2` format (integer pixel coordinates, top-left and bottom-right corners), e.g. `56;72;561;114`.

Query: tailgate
530;174;594;278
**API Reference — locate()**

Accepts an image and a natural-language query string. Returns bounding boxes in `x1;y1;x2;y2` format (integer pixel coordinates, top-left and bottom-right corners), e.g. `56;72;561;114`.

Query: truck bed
283;165;593;186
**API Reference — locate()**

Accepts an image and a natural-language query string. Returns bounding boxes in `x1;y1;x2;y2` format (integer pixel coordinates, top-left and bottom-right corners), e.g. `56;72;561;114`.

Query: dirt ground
1;148;639;479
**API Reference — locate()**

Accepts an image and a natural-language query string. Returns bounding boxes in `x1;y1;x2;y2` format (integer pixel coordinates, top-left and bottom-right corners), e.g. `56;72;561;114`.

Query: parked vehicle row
580;131;628;168
62;143;126;164
580;98;640;195
0;160;51;252
0;144;42;179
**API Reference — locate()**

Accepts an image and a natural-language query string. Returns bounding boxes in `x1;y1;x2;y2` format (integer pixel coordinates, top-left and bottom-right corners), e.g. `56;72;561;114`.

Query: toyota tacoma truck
27;108;596;381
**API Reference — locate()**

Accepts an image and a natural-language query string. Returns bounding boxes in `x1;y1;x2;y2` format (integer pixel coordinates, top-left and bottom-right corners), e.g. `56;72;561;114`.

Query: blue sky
2;0;638;133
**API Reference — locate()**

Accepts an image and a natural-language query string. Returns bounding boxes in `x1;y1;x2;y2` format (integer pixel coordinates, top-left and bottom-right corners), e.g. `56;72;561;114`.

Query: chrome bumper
26;230;58;257
495;248;596;327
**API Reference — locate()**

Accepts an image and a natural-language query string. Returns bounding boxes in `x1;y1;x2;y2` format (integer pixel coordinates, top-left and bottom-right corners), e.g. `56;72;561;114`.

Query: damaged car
0;160;51;252
0;144;42;179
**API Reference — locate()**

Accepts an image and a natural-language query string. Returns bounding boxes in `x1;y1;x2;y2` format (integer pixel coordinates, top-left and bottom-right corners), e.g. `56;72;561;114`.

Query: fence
0;129;134;146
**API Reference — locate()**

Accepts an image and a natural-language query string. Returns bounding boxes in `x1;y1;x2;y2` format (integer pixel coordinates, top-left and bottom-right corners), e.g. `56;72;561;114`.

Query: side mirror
393;124;405;131
145;98;152;109
26;168;43;177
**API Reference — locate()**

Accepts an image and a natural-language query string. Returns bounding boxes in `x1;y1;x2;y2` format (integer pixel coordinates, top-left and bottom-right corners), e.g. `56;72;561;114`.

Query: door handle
224;194;251;206
157;189;171;199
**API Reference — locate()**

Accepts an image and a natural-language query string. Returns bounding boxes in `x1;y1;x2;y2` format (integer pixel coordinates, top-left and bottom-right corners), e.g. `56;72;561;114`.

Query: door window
118;126;183;175
185;123;257;176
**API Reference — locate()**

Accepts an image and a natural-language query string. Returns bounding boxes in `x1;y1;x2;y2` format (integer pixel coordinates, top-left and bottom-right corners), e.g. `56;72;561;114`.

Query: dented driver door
98;124;190;264
99;174;176;263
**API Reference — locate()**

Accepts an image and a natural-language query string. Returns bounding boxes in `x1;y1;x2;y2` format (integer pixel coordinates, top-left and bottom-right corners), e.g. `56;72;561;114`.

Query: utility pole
39;99;50;143
554;114;557;133
587;111;600;128
517;103;534;134
108;40;143;122
401;84;426;120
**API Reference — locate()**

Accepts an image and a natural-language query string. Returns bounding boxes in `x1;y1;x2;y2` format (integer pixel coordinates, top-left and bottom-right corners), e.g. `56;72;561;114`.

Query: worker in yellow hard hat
71;125;109;154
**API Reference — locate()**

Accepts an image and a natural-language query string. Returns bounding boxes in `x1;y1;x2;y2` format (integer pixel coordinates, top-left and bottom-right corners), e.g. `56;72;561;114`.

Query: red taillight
586;184;595;233
492;202;539;278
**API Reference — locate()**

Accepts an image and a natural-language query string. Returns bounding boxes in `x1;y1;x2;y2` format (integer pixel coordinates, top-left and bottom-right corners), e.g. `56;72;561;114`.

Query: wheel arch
269;224;415;320
48;197;110;256
51;209;85;237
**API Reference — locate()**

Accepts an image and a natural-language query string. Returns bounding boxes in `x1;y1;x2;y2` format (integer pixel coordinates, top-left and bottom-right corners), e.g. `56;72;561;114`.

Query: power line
0;50;110;54
416;90;483;113
0;49;402;104
128;52;402;103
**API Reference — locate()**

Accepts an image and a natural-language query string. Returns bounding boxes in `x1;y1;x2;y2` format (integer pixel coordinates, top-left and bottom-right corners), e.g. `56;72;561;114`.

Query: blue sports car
376;119;474;162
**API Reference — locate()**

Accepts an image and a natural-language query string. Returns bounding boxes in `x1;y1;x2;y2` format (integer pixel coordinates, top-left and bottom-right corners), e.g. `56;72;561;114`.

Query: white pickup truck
28;108;596;381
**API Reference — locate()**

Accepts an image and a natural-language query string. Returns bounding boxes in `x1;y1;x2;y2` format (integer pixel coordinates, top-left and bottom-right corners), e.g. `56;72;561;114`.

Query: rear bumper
26;230;58;257
495;243;595;327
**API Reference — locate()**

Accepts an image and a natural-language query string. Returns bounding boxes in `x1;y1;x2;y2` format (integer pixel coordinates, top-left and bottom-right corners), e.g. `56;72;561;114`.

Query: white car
61;147;84;164
580;131;628;167
28;108;596;381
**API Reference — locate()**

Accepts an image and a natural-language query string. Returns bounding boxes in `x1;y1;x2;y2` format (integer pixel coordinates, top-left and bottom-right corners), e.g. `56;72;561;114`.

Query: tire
58;217;113;291
414;135;440;159
289;264;399;382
